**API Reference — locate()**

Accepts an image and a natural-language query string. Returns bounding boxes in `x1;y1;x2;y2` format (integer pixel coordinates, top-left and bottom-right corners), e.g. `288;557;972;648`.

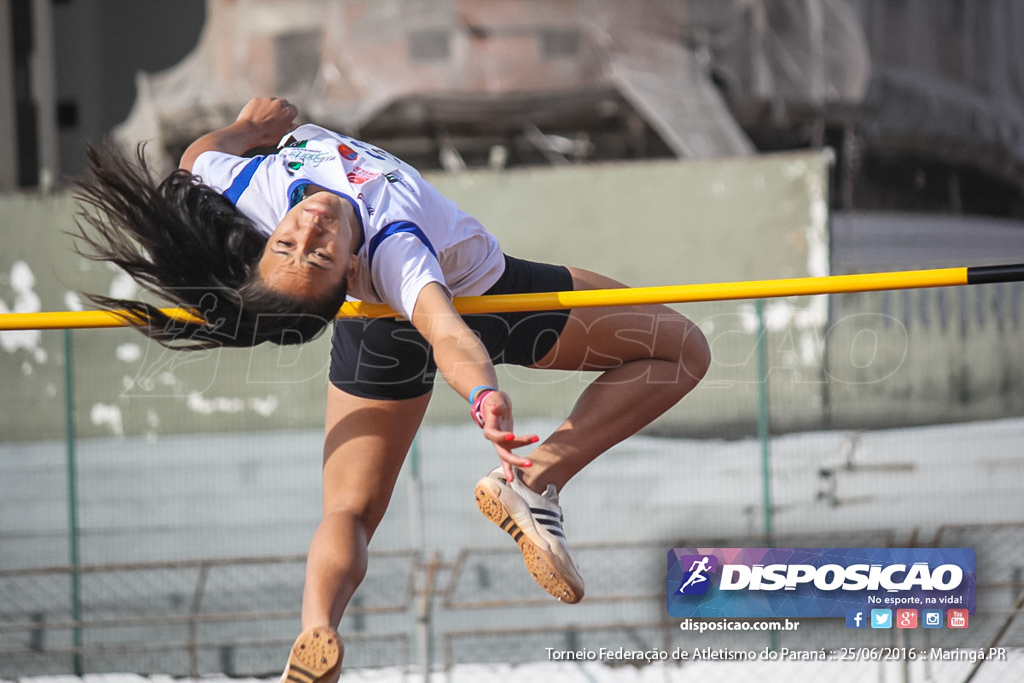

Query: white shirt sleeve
370;233;450;320
190;151;247;193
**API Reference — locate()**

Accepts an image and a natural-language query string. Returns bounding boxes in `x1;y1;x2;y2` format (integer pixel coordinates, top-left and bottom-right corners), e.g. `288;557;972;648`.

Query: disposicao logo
667;548;975;620
675;555;718;595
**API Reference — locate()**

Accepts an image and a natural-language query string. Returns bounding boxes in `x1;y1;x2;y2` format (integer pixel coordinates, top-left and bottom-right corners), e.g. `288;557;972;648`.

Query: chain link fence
2;524;1023;681
3;282;1024;682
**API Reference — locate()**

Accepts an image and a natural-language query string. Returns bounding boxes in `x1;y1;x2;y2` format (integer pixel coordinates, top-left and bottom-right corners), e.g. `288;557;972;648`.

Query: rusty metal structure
115;0;870;172
6;0;1023;216
103;0;1024;218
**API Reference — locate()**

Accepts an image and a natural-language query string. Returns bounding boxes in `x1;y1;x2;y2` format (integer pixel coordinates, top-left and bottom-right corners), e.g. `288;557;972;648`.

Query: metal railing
7;524;1023;681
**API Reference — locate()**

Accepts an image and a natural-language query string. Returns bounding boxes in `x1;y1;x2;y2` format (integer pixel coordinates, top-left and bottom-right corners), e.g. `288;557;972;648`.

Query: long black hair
72;143;347;350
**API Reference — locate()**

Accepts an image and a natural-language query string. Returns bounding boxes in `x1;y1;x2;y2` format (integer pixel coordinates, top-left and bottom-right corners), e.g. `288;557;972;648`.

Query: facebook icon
846;609;867;629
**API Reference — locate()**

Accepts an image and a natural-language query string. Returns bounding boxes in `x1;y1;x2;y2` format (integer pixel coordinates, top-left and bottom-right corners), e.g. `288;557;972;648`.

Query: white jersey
192;124;505;319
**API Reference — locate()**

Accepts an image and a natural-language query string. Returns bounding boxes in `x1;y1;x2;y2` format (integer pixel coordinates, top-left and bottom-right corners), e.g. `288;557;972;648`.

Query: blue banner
667;548;976;620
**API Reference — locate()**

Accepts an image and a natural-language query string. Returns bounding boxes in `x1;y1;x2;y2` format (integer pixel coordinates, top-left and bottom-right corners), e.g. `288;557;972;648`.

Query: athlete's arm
180;97;298;172
411;282;537;477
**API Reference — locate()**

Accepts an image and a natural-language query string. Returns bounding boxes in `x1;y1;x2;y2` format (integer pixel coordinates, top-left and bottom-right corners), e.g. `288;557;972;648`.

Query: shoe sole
283;626;343;683
475;480;583;604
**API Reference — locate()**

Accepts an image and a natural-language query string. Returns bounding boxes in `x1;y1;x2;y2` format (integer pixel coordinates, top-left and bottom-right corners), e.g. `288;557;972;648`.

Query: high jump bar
1;263;1023;331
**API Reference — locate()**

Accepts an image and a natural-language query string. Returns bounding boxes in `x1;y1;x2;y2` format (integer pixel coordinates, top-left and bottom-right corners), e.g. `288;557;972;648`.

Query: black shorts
329;254;573;400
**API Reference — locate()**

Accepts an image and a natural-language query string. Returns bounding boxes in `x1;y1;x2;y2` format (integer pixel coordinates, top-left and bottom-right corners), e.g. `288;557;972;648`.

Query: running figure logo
677;554;719;595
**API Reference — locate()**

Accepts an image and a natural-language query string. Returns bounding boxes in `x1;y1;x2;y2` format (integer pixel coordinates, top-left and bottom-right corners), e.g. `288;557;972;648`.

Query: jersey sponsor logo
336;134;417;174
385;170;414;191
356;192;375;216
347;167;379;185
281;143;337;171
338;143;358;160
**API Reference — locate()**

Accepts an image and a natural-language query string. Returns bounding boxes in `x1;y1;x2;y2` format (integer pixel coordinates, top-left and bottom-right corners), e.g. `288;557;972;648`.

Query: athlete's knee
680;323;711;385
308;507;372;593
655;312;710;385
321;502;384;547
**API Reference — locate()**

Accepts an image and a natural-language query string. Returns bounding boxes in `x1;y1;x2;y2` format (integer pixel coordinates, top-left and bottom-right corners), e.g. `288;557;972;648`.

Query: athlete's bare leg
301;387;431;629
520;267;710;493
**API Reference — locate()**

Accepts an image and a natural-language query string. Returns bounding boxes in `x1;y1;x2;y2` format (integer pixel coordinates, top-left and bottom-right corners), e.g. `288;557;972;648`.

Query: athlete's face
258;188;359;301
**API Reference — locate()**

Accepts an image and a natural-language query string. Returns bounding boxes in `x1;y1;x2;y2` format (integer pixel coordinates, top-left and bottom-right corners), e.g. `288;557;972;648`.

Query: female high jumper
73;97;710;681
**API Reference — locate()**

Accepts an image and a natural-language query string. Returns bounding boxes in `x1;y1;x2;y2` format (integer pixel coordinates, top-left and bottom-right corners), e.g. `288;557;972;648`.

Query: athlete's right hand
477;390;540;482
235;97;299;147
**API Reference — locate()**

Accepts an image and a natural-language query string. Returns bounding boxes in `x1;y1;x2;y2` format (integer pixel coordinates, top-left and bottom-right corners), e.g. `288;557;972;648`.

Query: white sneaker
474;467;585;603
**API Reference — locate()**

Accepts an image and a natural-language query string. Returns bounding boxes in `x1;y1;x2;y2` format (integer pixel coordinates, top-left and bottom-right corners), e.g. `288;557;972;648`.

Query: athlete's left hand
477;390;540;481
180;96;299;171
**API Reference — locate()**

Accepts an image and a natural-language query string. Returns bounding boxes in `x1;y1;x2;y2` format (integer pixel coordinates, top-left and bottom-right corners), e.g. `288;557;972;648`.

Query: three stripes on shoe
285;663;326;683
284;627;341;683
500;505;565;543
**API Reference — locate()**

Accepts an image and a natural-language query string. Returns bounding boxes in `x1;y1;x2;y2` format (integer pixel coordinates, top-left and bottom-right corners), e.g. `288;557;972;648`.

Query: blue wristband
469;385;499;405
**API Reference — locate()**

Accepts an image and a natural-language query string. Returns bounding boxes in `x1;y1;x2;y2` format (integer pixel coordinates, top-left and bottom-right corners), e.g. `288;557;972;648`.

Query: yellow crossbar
1;264;1021;331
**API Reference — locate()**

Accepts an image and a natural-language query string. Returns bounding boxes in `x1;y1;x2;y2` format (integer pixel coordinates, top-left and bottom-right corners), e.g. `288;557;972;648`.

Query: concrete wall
28;151;1024;444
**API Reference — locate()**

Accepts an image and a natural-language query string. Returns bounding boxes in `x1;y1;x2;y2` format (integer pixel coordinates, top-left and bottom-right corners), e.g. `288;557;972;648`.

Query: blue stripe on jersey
368;221;437;268
223;155;266;204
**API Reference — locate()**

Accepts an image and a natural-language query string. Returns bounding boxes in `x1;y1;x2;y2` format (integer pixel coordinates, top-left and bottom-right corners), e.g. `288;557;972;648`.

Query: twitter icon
871;609;893;629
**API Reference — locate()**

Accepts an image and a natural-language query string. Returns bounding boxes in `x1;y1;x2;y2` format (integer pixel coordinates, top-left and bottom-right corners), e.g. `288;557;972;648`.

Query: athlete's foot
474;467;584;603
280;625;343;683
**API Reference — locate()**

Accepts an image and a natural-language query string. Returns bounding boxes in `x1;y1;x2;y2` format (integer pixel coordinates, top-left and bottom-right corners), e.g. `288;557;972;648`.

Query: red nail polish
504;434;514;442
522;459;532;467
529;435;540;443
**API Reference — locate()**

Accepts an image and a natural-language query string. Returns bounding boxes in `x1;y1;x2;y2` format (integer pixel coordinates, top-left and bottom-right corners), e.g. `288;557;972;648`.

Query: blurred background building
3;0;1024;218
